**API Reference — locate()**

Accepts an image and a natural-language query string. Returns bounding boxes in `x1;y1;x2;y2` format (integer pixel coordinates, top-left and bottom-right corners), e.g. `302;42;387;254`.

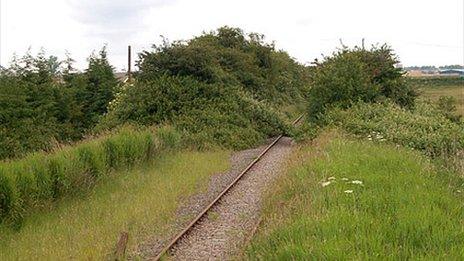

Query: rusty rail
153;114;304;260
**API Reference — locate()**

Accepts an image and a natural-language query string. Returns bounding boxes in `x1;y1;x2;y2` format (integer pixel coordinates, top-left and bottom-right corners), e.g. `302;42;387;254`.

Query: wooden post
114;231;129;260
127;45;132;81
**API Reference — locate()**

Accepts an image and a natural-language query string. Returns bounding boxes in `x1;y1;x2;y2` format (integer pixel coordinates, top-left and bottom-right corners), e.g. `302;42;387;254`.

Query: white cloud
0;0;462;70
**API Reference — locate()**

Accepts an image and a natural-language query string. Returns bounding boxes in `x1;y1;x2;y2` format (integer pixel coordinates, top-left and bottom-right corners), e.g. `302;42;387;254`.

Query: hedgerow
0;126;180;227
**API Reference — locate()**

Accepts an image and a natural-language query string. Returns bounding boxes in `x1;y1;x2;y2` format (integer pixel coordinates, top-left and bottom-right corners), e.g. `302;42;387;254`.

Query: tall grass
0;150;229;259
0;125;181;226
326;100;464;174
246;133;464;259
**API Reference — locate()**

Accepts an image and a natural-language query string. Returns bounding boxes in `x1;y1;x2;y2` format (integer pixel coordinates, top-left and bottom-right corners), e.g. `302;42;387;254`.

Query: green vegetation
0;149;229;259
326;101;464;160
0;27;310;259
247;133;464;259
101;27;309;149
308;45;416;120
100;75;287;150
410;77;464;116
408;76;463;88
0;126;180;226
0;47;119;160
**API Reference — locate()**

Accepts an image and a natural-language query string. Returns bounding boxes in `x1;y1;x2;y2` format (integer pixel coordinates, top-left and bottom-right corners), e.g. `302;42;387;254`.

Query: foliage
325;100;464;160
308;45;416;120
100;74;288;150
0;47;119;160
247;135;464;259
436;96;462;122
103;27;309;149
137;26;310;104
0;126;180;226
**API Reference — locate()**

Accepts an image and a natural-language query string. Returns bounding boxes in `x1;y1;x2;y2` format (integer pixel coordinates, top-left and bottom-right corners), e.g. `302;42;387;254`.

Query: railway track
153;114;304;260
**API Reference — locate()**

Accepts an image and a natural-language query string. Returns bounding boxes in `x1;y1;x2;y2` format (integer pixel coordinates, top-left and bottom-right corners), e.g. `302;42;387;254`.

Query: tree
80;46;119;128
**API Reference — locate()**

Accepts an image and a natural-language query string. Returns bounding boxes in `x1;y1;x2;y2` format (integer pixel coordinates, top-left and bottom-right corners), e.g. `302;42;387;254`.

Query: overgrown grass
0;149;229;259
246;132;464;259
0;125;181;226
325;100;464;173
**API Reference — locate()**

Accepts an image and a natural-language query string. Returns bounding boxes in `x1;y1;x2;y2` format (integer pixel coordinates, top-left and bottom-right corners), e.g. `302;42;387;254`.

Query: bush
0;47;119;160
0;126;180;226
99;75;288;150
137;26;310;105
326;100;464;159
308;45;416;120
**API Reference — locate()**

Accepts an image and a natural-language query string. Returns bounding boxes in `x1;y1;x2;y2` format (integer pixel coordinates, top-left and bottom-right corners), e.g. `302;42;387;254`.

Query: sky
0;0;463;71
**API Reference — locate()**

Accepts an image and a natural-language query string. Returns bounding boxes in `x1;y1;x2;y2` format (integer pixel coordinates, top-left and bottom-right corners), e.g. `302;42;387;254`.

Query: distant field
410;77;464;116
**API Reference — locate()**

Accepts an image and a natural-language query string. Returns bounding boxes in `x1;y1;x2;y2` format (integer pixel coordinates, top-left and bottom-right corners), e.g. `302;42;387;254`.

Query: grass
411;76;464;116
0;149;230;260
246;131;464;259
0;126;183;226
419;85;464;116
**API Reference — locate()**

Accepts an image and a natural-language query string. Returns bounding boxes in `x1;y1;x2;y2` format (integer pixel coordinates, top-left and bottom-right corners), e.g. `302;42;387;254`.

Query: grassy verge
0;126;181;226
0;149;229;259
246;132;464;259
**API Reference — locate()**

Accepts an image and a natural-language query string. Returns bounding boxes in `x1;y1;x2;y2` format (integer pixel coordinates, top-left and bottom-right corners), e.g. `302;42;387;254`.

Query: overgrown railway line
153;114;304;260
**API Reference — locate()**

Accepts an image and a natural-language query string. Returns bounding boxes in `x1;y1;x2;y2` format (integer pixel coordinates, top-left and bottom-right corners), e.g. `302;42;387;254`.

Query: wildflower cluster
321;176;364;194
367;131;386;142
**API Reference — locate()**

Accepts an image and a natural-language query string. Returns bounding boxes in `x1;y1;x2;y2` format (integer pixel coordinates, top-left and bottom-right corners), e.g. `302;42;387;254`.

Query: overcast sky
0;0;463;71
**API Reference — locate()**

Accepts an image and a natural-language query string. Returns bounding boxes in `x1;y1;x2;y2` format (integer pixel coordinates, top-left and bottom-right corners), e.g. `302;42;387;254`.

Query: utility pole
127;45;132;81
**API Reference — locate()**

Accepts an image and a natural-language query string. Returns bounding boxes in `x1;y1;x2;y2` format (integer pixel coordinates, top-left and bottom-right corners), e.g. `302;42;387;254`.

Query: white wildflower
321;181;332;187
351;180;363;185
341;177;349;181
328;176;336;181
368;138;372;141
457;190;462;193
344;190;353;193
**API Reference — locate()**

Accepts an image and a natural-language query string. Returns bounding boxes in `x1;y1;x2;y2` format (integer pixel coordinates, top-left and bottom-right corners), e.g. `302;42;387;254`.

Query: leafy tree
0;47;119;160
137;26;309;104
80;46;119;128
308;45;417;121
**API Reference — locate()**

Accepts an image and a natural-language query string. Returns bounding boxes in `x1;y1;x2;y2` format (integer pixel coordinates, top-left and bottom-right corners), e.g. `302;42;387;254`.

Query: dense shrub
101;27;309;149
0;48;119;160
137;26;310;104
326;100;464;159
99;75;288;149
0;126;180;226
308;45;416;120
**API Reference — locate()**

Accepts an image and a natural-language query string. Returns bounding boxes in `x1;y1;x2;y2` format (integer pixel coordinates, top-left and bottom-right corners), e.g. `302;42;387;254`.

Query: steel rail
153;114;304;260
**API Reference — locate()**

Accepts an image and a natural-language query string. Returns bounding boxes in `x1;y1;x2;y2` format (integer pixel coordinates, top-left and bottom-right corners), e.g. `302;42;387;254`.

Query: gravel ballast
169;137;294;260
134;143;268;259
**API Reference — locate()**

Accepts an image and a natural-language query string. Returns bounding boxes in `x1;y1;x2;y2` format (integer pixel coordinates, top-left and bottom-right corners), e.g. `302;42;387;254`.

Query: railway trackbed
153;115;303;260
